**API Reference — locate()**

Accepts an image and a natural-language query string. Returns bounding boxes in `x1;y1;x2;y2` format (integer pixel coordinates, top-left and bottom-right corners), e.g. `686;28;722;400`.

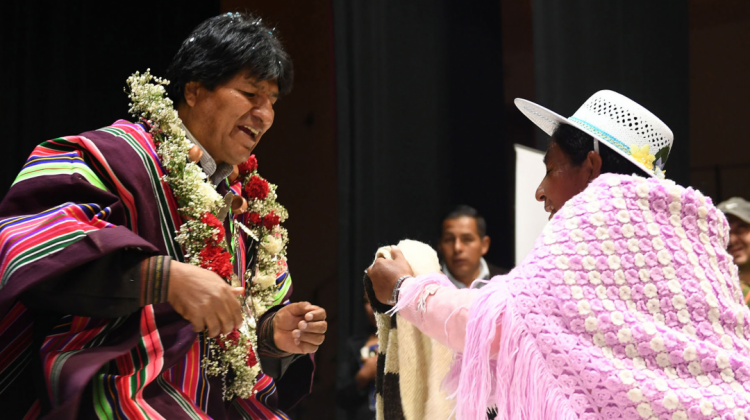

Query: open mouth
238;125;260;141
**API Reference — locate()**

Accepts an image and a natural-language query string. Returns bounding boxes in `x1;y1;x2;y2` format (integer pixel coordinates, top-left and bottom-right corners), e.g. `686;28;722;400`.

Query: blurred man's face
439;216;490;279
727;215;750;267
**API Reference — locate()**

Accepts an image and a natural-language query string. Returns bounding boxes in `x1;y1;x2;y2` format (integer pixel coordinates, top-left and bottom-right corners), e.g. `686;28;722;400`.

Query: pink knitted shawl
397;174;750;420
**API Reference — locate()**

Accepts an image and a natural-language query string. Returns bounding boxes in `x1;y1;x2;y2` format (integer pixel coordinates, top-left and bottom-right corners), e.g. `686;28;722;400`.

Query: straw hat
515;90;673;179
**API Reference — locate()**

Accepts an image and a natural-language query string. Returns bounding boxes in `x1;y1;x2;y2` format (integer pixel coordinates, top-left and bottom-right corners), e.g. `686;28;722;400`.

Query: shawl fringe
452;283;577;420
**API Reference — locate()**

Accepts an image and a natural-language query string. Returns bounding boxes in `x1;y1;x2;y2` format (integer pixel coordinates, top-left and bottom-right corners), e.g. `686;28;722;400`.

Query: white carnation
255;274;277;289
262;235;284;255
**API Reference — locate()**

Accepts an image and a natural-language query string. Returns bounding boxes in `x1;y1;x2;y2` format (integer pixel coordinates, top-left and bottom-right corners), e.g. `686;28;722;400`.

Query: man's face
535;141;593;220
727;215;750;267
181;73;278;165
439;216;490;278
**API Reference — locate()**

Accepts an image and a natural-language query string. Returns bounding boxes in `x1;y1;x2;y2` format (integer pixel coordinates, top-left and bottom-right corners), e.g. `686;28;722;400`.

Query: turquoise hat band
568;116;632;156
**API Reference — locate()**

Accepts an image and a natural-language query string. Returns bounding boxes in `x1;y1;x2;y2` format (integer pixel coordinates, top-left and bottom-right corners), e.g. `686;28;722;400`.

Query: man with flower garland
0;13;325;419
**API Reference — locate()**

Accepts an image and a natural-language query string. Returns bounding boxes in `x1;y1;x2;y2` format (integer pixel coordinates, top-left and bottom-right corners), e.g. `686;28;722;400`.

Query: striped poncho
0;120;312;419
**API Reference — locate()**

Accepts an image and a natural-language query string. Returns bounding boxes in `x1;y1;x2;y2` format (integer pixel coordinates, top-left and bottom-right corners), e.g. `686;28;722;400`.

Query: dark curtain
333;4;450;388
532;0;690;186
0;1;220;197
444;2;511;269
333;3;507;418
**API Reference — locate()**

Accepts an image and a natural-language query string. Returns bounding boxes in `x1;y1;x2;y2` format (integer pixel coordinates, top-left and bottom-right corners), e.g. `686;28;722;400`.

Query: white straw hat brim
514;98;659;179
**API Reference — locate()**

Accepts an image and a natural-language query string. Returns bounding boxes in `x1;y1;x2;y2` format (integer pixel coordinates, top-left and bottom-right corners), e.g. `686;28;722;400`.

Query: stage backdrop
531;0;690;186
514;144;548;266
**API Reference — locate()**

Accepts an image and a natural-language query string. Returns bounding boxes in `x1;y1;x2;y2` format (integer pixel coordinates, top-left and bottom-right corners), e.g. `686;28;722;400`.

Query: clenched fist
273;302;327;354
366;246;414;304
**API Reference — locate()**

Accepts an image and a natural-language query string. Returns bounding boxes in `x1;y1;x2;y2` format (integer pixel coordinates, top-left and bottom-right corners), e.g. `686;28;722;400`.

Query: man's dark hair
551;123;649;177
443;205;487;237
166;12;293;104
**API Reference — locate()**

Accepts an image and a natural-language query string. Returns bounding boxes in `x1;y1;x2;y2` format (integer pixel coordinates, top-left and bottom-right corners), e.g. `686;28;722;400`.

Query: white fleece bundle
373;239;455;420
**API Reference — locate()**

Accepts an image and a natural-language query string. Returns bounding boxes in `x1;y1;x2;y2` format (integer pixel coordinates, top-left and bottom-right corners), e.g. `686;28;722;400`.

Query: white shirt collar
181;123;234;185
442;257;490;289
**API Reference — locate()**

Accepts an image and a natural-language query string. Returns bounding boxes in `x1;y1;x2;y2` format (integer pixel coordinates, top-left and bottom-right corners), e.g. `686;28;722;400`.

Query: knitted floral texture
445;173;750;420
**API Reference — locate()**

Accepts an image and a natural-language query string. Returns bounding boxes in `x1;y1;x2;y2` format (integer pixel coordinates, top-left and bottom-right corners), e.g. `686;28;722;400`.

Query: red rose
201;213;225;243
199;244;221;260
238;155;258;175
217;330;241;350
213;253;233;279
246;348;258;367
227;330;240;346
216;336;227;350
246;175;269;200
262;211;281;230
248;212;261;226
199;245;233;279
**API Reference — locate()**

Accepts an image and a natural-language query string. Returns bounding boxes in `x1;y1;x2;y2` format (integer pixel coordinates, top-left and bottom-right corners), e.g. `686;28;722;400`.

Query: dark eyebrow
250;81;280;99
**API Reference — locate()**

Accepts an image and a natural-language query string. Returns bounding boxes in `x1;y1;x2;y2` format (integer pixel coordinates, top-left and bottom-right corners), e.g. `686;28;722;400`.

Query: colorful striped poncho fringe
0;120;305;419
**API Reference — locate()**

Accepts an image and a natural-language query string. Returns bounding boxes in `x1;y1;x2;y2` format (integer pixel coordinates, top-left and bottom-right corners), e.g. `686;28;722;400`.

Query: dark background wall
531;1;691;187
689;0;750;202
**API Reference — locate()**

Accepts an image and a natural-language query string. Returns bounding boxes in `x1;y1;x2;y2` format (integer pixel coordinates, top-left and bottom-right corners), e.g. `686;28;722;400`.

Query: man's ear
183;81;201;107
481;235;490;256
586;150;603;181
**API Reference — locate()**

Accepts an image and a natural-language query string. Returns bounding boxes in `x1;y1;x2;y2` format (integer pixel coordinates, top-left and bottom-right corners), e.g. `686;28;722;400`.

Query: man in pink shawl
368;90;750;420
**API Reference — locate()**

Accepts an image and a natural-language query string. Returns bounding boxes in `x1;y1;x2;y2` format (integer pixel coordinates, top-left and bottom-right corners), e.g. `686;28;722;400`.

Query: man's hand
167;260;244;338
273;302;327;354
366;246;414;304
